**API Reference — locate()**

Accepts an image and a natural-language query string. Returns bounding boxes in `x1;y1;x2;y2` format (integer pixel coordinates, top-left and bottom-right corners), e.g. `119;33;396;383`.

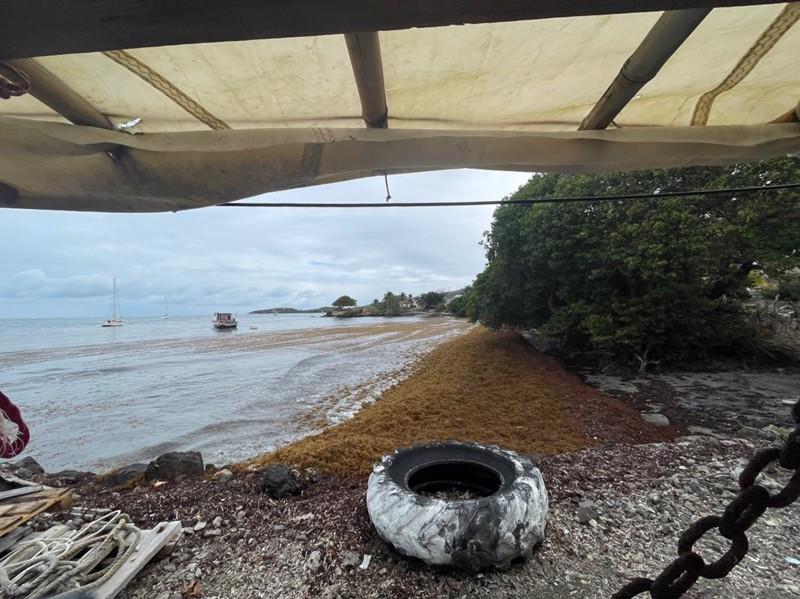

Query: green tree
469;158;800;370
332;295;357;309
448;288;471;317
420;291;445;308
383;291;401;316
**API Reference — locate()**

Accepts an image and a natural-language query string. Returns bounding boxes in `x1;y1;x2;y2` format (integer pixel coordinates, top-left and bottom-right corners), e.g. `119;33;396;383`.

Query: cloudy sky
1;169;531;318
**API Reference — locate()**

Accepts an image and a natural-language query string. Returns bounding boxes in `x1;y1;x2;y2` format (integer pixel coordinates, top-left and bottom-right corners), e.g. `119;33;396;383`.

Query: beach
0;314;470;471
36;326;799;599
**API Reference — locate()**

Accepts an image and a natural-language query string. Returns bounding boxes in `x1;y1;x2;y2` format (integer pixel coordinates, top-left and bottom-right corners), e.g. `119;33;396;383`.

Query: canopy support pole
1;59;114;130
578;8;710;130
344;32;388;128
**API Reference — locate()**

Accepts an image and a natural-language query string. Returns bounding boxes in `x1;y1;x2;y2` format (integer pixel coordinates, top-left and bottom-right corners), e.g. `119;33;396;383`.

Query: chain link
612;397;800;598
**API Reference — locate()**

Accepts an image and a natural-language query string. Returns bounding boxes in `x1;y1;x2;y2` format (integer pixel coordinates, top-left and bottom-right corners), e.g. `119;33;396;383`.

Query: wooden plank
0;1;782;61
0;488;72;537
0;525;30;555
0;485;44;502
92;521;183;599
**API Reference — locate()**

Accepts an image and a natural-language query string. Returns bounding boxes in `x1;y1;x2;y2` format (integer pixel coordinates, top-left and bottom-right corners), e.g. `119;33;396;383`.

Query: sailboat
160;295;169;319
101;278;123;327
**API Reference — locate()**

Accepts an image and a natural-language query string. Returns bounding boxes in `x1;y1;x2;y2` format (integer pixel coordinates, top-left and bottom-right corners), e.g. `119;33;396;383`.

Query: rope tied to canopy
0;63;30;99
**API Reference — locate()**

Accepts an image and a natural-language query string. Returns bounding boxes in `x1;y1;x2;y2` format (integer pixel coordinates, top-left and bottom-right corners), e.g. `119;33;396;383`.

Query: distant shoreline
248;308;327;314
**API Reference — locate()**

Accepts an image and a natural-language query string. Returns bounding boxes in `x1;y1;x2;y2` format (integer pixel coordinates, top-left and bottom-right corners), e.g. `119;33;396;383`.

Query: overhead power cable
219;181;800;208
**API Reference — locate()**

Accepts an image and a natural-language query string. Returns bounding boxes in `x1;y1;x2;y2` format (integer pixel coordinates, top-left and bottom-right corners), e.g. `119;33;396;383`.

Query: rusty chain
612;397;800;599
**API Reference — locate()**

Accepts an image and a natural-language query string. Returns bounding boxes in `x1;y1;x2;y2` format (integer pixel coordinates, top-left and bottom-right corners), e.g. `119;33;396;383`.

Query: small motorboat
213;312;238;330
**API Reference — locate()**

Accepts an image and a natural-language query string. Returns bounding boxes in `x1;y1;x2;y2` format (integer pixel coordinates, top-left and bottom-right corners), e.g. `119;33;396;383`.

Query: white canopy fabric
0;3;798;211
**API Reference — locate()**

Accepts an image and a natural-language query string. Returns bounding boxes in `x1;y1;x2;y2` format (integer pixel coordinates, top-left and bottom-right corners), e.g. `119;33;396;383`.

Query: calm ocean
0;314;467;472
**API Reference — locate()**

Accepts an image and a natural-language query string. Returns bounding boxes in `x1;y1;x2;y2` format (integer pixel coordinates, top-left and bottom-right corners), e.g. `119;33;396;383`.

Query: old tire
366;442;548;571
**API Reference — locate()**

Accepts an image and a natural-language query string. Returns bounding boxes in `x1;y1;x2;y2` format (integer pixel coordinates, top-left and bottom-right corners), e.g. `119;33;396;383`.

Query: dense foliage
465;158;800;368
332;295;357;308
420;291;445;308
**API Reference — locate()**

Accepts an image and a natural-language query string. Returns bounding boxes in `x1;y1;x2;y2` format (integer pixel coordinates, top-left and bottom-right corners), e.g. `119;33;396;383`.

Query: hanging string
384;173;392;202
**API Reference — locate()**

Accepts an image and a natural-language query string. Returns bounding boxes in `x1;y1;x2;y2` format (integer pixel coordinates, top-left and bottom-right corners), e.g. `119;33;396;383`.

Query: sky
1;169;531;318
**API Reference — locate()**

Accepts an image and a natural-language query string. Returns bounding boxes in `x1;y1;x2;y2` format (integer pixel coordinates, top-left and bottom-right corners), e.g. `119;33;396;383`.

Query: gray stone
641;412;670;427
259;464;302;499
102;463;147;488
306;550;322;572
341;551;361;569
14;467;34;480
51;470;96;485
14;456;44;474
212;468;234;483
212;516;223;528
686;425;715;436
577;505;599;524
145;451;204;481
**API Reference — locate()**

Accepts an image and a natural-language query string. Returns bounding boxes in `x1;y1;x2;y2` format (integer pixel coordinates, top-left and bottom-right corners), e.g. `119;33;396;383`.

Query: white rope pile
0;510;141;598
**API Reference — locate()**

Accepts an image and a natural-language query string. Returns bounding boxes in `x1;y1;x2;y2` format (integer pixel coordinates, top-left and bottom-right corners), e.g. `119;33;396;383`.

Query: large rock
641;412;670;427
14;456;44;475
51;470;96;485
259;464;302;498
103;463;148;488
145;452;204;481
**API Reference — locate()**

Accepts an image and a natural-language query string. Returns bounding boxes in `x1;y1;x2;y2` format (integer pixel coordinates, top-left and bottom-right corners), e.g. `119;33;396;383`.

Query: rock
212;516;223;528
102;463;147;488
306;550;322;572
235;510;246;521
194;521;207;532
686;426;715;436
14;456;44;474
145;451;204;481
51;470;96;485
641;413;670;427
203;528;221;537
578;505;599;524
341;551;361;569
259;464;302;499
14;467;35;480
212;468;234;483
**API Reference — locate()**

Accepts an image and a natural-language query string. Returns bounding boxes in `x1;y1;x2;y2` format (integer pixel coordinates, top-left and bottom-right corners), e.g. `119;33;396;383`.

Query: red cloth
0;389;30;458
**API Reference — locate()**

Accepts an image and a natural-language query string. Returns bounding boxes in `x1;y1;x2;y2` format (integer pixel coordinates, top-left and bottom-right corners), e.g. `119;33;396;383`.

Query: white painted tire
366;442;548;570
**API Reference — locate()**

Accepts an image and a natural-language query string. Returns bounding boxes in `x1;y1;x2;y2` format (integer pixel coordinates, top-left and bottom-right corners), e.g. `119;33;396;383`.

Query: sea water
0;314;467;471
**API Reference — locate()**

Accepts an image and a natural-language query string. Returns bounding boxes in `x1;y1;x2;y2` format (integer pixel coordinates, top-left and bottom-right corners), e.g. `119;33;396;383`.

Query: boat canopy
0;1;798;212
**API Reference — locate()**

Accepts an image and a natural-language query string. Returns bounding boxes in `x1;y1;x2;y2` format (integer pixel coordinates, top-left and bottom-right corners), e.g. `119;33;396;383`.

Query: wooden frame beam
0;1;783;61
579;8;710;130
1;59;114;129
345;32;388;128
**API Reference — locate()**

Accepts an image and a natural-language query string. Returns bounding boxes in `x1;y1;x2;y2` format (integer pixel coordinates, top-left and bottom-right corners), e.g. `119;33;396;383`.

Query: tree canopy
420;291;445;309
332;295;357;308
383;291;401;316
465;157;800;369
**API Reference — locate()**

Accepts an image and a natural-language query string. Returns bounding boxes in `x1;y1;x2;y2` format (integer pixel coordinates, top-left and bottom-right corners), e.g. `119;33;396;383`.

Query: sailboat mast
112;277;118;320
